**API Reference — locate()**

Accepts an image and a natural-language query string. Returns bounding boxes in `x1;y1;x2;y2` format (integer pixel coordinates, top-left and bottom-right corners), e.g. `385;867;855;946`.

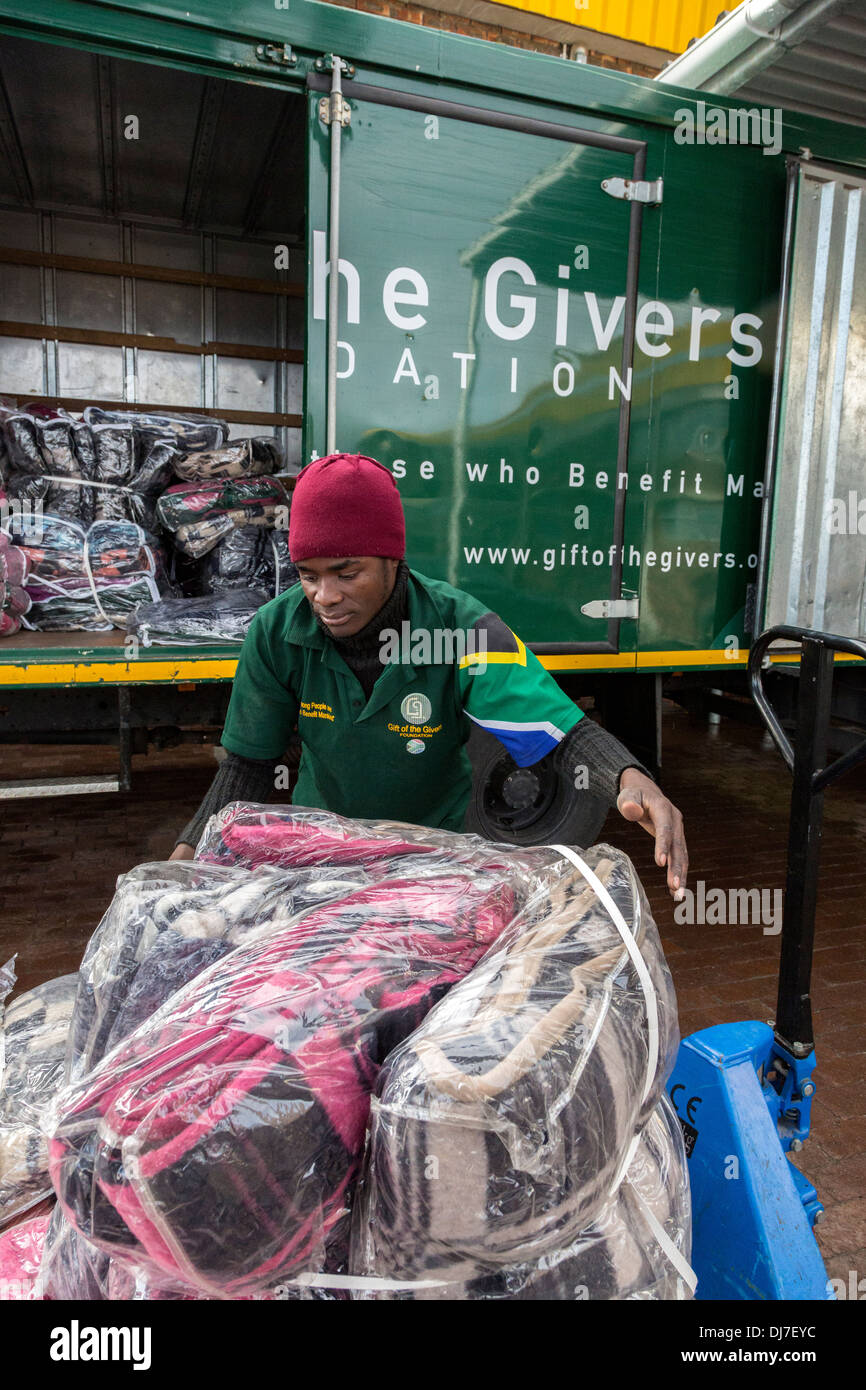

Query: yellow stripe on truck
537;650;864;672
0;659;239;687
0;648;861;688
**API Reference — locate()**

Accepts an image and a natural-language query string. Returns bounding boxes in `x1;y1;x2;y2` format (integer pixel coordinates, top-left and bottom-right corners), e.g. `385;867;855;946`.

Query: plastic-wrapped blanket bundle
156;477;291;559
0;964;78;1224
44;808;692;1301
0;408;184;529
172;437;284;482
194;803;545;878
196;526;298;598
7;515;172;632
65;859;384;1085
0;530;31;637
349;844;690;1299
50;848;523;1296
128;589;267;646
0;1214;51;1300
84;407;228;458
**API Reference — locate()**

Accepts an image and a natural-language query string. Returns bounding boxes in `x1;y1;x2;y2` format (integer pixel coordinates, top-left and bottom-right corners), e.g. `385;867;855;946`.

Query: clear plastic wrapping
155;477;291;558
0;972;78;1223
38;418;88;522
128;589;267;645
195;526;298;598
0;531;31;637
351;1093;690;1300
43;808;690;1301
65;859;380;1084
50;857;522;1296
35;1204;110;1300
0;1213;52;1300
195;803;560;879
172;438;284;482
84;407;228;454
7;515;172;632
348;845;681;1296
89;423;136;523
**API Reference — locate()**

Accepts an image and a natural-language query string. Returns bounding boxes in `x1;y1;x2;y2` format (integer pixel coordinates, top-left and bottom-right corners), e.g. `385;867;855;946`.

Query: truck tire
463;723;609;847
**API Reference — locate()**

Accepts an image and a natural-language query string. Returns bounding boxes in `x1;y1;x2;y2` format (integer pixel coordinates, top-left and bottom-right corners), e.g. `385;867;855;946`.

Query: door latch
601;176;663;205
255;42;298;67
581;598;640;619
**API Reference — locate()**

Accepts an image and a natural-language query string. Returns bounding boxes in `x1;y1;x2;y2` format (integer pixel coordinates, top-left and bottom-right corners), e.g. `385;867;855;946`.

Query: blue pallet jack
667;626;866;1300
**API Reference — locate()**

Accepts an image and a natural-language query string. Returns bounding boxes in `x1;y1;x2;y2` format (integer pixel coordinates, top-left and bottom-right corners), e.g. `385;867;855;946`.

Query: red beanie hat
289;453;405;562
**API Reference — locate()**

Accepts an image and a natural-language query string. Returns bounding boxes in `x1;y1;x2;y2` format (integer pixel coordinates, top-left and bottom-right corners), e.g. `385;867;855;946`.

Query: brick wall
322;0;660;76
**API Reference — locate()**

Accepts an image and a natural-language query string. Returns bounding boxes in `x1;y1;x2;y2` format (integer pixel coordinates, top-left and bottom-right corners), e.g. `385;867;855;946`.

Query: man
172;453;687;899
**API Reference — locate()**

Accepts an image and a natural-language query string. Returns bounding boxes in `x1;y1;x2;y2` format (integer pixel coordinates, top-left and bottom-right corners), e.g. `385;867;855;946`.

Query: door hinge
318;94;352;127
580;597;640;619
255;41;298;67
601;176;663;205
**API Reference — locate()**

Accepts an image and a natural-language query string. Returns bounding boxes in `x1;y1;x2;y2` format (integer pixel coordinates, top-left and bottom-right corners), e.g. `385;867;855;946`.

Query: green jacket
221;568;583;830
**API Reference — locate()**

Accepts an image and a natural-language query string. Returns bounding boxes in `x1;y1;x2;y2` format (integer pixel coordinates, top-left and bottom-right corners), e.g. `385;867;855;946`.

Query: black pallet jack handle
748;626;866;1057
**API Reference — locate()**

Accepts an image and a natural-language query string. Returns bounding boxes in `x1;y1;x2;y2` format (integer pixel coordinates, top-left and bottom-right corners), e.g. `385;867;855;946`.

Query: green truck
0;0;863;840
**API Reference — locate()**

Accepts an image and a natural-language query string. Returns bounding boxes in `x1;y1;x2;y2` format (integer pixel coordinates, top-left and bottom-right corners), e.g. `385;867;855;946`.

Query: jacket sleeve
553;717;653;808
220;611;299;760
457;612;651;801
456;611;583;765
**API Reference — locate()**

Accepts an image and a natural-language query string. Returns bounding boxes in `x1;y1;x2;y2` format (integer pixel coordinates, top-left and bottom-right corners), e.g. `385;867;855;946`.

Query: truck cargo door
759;160;866;644
306;72;656;653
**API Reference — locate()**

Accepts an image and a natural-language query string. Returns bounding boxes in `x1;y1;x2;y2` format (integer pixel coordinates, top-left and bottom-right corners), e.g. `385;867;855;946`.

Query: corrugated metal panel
764;164;866;638
658;0;866;130
490;0;723;54
734;9;866;128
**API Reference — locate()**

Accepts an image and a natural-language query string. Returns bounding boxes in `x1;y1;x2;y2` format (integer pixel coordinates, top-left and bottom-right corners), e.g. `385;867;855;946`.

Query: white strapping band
549;843;659;1104
283;1271;451;1291
627;1180;699;1295
39;474;136;494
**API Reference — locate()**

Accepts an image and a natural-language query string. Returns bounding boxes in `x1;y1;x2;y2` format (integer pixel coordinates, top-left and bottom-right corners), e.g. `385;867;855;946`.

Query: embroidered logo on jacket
401;692;432;723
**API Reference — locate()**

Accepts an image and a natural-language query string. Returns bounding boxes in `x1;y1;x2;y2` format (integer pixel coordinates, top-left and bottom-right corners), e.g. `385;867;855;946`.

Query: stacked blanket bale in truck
0;808;692;1300
0;530;31;637
126;441;297;643
195;526;297;599
0;406;195;530
0;407;296;635
155;475;291;561
127;588;267;646
0;962;78;1226
0;405;220;630
160;439;297;602
4;515;172;632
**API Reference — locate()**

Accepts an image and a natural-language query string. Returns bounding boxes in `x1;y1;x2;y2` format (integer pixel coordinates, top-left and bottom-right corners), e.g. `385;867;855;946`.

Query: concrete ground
1;701;864;1290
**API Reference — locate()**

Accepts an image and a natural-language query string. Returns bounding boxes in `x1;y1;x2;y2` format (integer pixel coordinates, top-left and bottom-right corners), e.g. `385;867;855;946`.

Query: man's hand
169;843;195;862
616;768;688;902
